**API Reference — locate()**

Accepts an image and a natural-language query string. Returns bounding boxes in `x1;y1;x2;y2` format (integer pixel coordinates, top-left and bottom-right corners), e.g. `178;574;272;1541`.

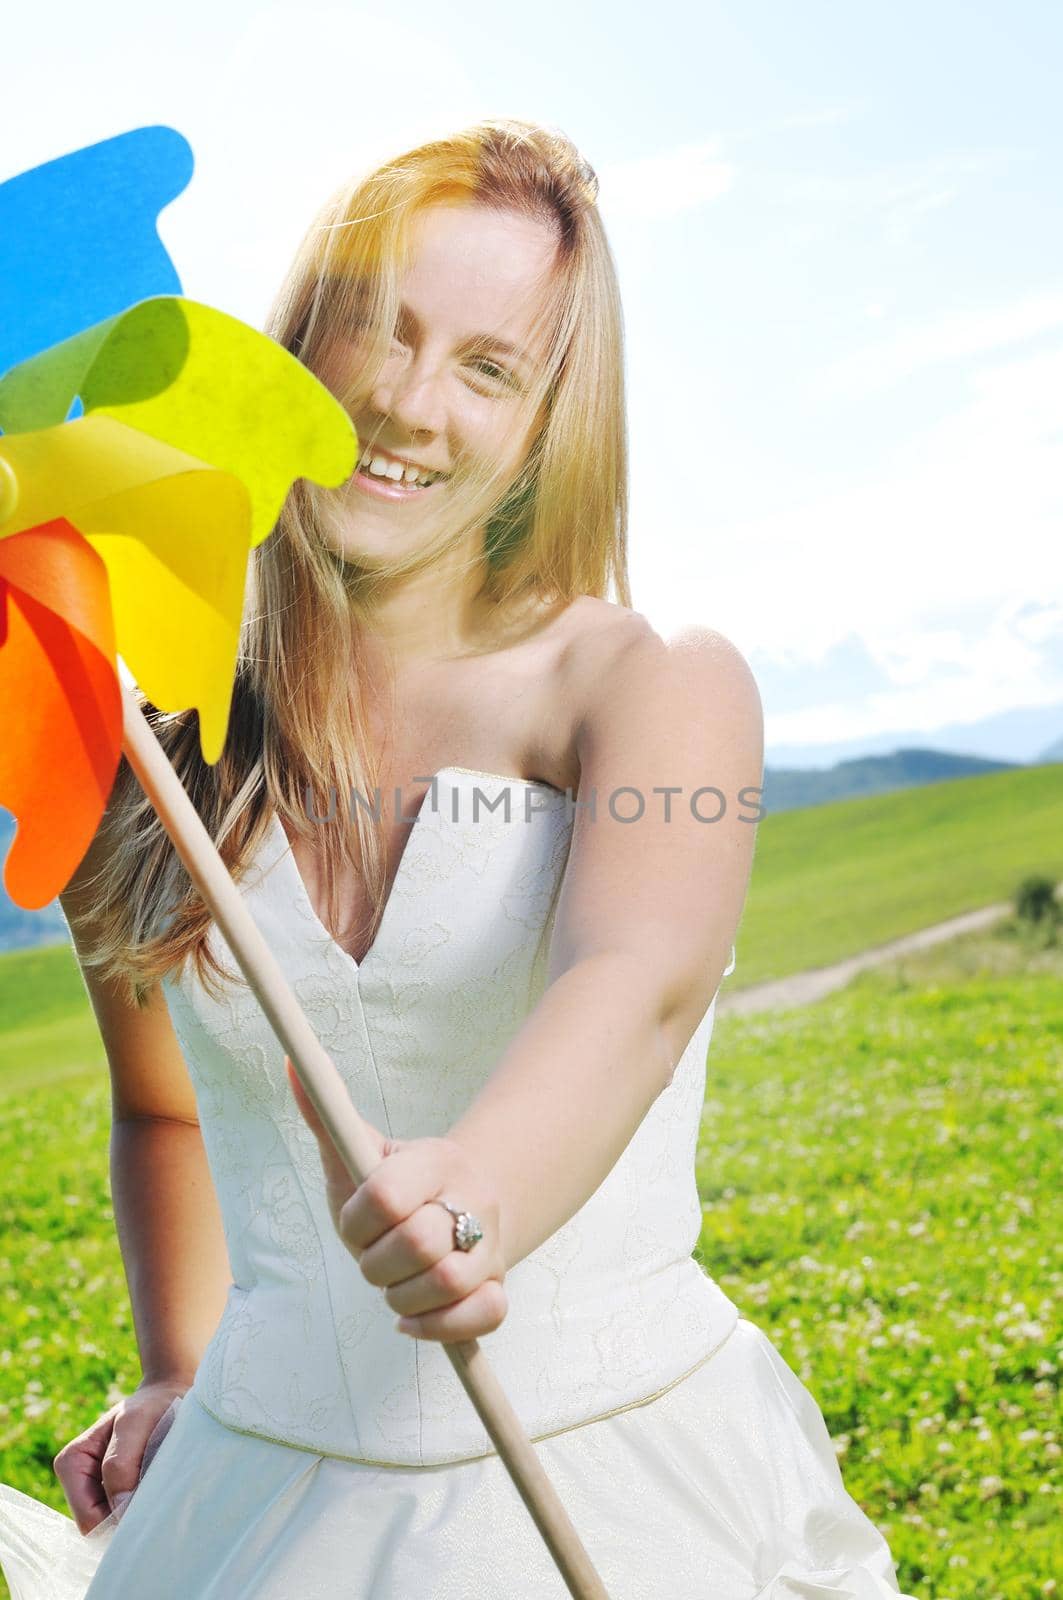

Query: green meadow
0;765;1059;1599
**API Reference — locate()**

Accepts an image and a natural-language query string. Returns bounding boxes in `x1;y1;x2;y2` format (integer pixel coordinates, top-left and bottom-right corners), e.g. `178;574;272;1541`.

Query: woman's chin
329;538;391;569
324;527;424;572
319;507;398;561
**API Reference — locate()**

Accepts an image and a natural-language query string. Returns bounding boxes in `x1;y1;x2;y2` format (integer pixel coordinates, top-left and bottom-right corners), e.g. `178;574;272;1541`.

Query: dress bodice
160;767;738;1466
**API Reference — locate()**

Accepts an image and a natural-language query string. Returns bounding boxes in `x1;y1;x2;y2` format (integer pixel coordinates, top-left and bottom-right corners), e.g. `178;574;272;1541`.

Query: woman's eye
472;359;515;385
378;345;518;390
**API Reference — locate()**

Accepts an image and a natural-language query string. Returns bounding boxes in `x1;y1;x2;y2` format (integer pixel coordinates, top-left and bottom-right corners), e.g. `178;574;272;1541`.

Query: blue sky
6;0;1061;764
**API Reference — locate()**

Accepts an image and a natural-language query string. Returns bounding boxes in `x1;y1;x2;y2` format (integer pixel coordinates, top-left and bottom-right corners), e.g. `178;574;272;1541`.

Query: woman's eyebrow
397;302;535;369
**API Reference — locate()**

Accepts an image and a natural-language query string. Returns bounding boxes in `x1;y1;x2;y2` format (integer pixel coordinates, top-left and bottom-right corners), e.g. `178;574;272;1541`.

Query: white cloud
596;140;734;221
763;603;1063;747
779;148;1026;252
631;341;1063;743
727;102;870;143
810;288;1063;400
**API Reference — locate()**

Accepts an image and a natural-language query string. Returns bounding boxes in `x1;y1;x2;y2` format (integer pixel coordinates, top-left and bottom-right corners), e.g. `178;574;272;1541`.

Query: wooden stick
120;683;611;1600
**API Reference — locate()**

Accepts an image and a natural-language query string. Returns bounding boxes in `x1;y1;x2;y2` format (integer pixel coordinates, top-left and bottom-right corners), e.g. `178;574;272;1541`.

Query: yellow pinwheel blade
0;413;252;763
0;411;213;530
83;479;249;765
0;295;357;544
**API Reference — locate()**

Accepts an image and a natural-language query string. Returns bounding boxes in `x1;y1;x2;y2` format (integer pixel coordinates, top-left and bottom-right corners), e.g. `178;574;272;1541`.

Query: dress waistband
192;1317;740;1471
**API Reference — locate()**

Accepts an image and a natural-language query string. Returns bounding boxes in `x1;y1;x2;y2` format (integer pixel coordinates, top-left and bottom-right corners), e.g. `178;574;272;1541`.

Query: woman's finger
382;1235;484;1315
396;1279;509;1343
53;1409;118;1534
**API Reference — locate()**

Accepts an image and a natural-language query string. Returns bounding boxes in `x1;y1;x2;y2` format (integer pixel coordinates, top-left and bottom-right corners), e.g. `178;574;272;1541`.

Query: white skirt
0;1318;917;1599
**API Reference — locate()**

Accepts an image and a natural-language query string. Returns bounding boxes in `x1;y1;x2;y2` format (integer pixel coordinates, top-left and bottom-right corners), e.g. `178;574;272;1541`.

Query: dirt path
715;897;1018;1017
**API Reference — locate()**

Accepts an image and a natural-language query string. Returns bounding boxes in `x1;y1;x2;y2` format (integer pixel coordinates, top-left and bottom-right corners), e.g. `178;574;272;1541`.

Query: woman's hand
286;1058;508;1343
53;1376;189;1535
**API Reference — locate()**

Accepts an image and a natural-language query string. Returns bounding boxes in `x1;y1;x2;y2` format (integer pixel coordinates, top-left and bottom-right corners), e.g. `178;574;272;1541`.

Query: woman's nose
370;353;446;439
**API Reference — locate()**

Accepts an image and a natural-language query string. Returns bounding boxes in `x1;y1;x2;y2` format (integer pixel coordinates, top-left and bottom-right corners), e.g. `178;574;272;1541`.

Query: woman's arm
448;618;763;1272
449;953;689;1270
110;1113;232;1384
61;851;232;1383
52;1102;229;1535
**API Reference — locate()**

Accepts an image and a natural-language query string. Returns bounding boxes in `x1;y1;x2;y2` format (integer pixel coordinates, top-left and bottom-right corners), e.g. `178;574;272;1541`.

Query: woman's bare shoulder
557;597;755;694
541;599;758;787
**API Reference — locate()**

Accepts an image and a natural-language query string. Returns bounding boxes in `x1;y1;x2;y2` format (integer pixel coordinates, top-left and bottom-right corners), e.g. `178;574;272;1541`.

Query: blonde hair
71;117;632;1006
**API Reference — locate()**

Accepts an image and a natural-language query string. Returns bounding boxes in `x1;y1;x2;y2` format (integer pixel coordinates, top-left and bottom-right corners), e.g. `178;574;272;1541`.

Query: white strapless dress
0;769;916;1598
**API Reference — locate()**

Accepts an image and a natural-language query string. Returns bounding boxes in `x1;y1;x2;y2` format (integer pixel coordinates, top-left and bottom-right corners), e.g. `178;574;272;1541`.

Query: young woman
0;118;916;1599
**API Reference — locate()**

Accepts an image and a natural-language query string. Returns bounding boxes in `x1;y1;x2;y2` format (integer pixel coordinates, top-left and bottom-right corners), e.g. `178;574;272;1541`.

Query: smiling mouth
351;462;447;501
351;445;450;501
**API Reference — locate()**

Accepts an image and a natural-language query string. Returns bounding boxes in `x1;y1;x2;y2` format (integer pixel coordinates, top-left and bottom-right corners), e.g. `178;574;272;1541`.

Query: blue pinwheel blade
0;125;193;381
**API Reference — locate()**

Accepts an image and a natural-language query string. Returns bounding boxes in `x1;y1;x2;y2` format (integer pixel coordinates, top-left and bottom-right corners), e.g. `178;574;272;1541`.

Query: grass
741;763;1063;985
0;945;106;1093
696;917;1062;1597
0;918;1057;1597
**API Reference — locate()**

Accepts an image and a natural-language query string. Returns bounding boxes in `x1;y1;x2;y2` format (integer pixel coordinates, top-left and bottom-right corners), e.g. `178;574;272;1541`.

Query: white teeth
360;452;441;488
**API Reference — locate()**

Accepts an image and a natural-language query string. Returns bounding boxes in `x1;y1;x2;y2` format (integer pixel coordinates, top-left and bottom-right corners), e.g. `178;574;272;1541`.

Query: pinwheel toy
0;127;610;1599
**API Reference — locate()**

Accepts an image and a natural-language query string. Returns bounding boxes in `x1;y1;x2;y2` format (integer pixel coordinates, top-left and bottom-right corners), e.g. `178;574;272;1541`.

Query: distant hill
762;746;1020;814
1039;733;1063;762
763;694;1063;768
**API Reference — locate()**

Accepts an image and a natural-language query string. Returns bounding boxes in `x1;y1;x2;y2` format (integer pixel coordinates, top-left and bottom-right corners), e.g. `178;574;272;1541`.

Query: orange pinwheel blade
0;518;122;910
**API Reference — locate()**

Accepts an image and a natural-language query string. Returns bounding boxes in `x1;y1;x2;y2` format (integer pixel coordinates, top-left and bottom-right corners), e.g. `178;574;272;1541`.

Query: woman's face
318;201;560;564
